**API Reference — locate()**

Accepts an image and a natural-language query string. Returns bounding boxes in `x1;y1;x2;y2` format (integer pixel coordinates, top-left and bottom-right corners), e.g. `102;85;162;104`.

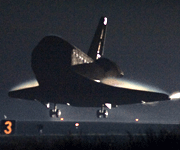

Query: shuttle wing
9;87;39;101
8;74;169;106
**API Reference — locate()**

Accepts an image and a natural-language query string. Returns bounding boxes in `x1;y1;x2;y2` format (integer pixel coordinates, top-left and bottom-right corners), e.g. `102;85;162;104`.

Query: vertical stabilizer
87;17;107;60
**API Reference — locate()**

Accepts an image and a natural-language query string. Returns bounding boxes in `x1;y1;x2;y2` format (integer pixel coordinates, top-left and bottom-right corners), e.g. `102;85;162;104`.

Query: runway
1;120;180;136
1;120;180;149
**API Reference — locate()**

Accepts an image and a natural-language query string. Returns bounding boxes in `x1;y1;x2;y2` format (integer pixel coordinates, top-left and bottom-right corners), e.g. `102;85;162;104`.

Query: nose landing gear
49;104;61;118
97;104;108;118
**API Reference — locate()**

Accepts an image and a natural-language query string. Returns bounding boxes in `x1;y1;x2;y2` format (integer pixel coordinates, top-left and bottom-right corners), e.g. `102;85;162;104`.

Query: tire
49;109;53;117
97;110;103;118
56;109;61;117
49;109;56;118
103;110;108;118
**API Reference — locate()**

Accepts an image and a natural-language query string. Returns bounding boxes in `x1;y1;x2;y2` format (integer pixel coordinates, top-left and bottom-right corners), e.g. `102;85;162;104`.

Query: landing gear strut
49;104;61;118
97;104;108;118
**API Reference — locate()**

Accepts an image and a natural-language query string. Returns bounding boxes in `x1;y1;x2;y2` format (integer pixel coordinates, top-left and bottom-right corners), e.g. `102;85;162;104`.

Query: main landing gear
46;103;110;118
49;104;61;118
97;104;108;118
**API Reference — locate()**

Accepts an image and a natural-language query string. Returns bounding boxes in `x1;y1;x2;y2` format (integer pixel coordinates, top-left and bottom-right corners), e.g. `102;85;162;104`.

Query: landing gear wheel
104;110;108;118
97;104;109;118
49;104;61;118
49;109;56;118
97;110;103;118
97;109;108;118
56;109;61;117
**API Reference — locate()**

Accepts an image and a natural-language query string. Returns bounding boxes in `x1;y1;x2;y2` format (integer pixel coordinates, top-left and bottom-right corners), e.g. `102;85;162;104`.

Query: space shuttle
9;17;169;118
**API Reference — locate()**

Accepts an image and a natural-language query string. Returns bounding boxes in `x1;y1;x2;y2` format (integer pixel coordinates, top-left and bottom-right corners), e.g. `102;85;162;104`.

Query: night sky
1;0;180;123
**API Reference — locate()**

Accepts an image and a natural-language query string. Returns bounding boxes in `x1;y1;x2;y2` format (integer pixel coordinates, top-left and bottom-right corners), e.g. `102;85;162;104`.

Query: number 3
4;121;12;134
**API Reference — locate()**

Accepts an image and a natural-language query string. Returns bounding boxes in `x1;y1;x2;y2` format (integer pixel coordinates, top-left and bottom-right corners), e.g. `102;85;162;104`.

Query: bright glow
100;30;104;39
11;79;39;91
135;119;139;122
75;123;79;127
101;78;166;93
141;101;158;106
46;103;50;108
170;92;180;100
105;103;112;109
94;80;100;83
103;17;107;25
105;111;108;116
60;118;64;121
96;54;101;59
67;103;70;106
11;77;167;95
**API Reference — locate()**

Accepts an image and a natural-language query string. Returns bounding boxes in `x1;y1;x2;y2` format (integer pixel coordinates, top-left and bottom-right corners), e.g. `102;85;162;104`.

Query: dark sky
1;0;180;122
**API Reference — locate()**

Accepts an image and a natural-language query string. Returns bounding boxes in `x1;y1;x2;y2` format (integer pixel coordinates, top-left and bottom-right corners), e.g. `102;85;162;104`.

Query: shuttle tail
87;17;107;60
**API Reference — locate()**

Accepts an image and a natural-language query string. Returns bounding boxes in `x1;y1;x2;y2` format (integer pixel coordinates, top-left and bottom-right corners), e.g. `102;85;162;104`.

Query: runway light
60;118;64;121
135;119;139;122
75;123;79;127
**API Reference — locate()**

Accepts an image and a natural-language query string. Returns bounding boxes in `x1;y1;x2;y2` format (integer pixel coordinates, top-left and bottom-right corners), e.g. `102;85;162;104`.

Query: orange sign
4;121;12;134
1;120;15;135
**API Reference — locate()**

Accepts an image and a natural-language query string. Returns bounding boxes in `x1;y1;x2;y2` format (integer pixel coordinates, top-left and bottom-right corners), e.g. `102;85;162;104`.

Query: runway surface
1;120;180;136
